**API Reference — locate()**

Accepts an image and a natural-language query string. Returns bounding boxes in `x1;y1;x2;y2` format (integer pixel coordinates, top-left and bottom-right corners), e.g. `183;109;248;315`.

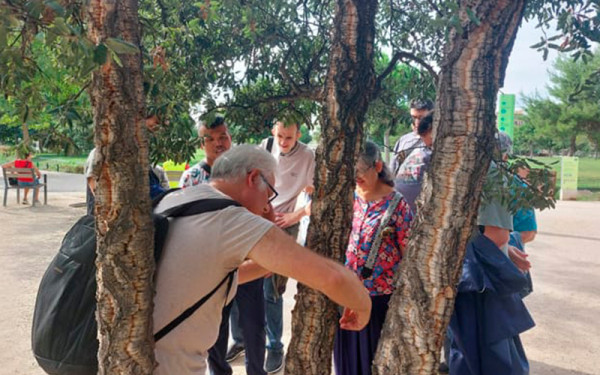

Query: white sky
502;19;559;106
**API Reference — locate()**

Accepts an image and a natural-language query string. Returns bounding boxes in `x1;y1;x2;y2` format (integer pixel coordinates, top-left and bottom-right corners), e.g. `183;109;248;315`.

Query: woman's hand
339;303;371;331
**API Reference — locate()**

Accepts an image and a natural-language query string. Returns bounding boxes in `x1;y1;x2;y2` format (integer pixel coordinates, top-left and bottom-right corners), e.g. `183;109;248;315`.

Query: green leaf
465;8;481;26
530;40;545;49
51;17;70;36
104;38;139;55
93;44;108;65
110;50;123;67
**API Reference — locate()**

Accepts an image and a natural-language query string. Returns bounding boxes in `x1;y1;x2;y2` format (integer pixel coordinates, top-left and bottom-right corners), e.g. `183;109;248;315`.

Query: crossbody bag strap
154;270;236;342
266;136;274;153
361;192;403;279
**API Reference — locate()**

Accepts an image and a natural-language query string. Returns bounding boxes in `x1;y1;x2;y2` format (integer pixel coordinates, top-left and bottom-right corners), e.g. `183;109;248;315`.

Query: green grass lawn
526;156;600;191
518;156;600;201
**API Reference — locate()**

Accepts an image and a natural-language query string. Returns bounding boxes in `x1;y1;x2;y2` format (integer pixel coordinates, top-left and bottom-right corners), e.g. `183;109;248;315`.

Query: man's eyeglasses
260;174;279;203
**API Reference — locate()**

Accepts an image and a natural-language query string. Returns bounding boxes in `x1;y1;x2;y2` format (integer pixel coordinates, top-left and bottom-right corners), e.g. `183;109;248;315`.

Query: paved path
0;195;598;374
1;171;87;194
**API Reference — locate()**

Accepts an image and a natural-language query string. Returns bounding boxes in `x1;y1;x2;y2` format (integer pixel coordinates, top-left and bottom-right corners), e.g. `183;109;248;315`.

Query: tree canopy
520;48;600;156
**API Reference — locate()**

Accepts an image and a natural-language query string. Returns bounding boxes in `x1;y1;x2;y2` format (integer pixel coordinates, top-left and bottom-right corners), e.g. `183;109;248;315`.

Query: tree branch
373;50;438;98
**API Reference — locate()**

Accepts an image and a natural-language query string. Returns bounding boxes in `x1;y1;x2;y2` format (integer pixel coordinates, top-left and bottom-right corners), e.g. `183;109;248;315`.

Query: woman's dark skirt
334;294;391;375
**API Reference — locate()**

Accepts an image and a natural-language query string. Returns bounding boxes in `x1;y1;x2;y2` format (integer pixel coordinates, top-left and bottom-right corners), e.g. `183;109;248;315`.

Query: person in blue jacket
449;132;535;375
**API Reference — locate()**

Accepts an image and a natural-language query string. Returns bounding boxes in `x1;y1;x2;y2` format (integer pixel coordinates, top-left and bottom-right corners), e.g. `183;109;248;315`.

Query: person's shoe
264;350;284;374
33;199;42;205
22;199;28;205
225;342;245;362
438;361;450;374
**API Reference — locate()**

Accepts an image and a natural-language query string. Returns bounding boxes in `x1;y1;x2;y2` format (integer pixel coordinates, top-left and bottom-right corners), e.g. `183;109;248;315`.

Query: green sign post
498;94;515;138
560;156;579;200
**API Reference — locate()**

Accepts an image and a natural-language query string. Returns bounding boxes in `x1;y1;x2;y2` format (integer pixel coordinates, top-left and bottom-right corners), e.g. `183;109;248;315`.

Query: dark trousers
208;278;266;375
333;294;391;375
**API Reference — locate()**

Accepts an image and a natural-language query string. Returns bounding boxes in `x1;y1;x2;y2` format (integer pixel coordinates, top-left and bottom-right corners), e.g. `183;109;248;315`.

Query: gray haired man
152;145;371;375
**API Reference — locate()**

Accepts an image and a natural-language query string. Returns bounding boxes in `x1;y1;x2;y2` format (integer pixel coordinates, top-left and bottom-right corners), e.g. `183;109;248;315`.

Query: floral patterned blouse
345;191;413;296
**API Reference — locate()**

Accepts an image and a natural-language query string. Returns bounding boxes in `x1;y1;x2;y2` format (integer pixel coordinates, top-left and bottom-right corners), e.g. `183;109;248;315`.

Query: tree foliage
521;48;600;156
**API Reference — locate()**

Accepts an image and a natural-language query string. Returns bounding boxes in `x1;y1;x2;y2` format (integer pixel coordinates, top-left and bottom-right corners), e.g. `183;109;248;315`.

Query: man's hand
274;211;301;228
508;246;531;273
339;305;371;331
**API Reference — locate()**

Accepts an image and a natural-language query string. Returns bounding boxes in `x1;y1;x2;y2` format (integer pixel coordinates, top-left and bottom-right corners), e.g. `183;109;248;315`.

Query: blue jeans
262;223;299;353
210;279;266;375
264;276;284;353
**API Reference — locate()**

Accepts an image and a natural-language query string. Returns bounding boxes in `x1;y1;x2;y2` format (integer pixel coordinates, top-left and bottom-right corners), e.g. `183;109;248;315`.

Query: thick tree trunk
373;1;527;374
285;1;377;374
87;1;155;374
569;135;577;156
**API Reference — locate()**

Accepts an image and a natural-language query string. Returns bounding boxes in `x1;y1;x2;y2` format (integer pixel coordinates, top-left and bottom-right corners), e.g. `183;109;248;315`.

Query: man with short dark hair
394;112;434;213
179;115;232;188
391;98;434;174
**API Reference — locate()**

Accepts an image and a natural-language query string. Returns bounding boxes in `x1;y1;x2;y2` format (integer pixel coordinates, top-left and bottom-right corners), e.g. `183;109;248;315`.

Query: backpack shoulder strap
154;270;235;342
161;198;241;218
152;197;241;342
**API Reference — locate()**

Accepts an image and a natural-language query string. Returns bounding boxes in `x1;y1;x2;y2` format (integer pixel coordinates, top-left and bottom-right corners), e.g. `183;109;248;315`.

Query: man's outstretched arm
247;226;371;331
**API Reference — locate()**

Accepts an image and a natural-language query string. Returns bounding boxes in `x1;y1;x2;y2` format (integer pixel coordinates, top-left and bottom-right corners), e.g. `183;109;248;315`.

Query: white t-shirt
153;184;273;374
260;139;315;213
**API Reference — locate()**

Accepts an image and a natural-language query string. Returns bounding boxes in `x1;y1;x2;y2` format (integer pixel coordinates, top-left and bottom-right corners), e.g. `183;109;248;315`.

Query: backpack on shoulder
31;191;240;375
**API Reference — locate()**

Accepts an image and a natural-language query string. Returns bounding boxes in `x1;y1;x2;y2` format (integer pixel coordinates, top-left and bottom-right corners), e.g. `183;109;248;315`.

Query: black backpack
32;192;240;375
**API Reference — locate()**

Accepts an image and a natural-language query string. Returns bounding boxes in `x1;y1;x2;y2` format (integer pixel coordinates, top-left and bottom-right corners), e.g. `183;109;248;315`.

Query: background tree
522;49;600;156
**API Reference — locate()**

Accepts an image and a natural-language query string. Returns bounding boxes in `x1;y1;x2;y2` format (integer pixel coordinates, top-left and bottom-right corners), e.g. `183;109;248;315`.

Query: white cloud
502;19;559;105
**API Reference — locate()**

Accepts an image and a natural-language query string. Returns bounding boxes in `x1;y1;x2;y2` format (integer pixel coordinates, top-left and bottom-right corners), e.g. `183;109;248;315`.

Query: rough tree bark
285;1;377;374
87;1;155;373
21;122;30;146
373;1;527;374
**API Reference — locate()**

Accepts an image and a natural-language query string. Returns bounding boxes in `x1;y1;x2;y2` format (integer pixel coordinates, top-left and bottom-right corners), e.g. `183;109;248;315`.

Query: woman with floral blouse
334;141;413;375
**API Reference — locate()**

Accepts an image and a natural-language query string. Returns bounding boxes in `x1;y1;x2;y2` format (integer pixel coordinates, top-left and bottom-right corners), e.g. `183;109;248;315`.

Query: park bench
2;167;47;207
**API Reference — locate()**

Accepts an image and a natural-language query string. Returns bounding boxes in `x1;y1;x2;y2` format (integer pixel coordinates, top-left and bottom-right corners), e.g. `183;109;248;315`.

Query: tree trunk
21;122;30;146
373;1;527;374
87;1;155;373
285;1;377;374
569;135;577;156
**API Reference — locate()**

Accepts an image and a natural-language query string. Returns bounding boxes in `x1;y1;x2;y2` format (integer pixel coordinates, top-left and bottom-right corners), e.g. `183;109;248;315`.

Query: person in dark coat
449;132;535;375
449;232;535;375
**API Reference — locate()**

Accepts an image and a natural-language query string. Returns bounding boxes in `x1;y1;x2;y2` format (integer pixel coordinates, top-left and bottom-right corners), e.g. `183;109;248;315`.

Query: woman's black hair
417;112;434;136
359;141;394;187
